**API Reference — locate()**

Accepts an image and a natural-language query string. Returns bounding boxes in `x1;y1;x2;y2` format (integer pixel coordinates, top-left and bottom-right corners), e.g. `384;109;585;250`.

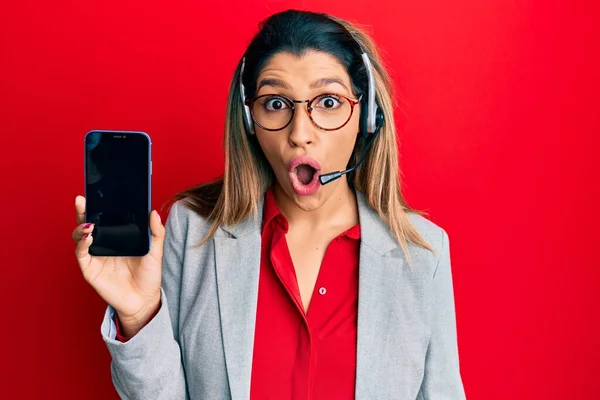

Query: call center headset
239;37;385;185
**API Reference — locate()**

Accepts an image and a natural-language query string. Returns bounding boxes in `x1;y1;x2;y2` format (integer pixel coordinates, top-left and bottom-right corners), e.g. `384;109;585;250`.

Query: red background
1;0;598;398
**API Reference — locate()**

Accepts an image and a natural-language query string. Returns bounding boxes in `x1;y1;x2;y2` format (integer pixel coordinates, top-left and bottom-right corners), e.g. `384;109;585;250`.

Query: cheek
255;132;283;164
327;123;359;162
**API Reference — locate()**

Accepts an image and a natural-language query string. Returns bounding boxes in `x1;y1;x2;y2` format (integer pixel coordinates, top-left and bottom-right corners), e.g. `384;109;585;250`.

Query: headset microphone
318;112;383;185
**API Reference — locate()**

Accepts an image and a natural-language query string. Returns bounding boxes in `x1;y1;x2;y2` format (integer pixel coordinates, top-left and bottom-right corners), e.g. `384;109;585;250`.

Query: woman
72;9;466;400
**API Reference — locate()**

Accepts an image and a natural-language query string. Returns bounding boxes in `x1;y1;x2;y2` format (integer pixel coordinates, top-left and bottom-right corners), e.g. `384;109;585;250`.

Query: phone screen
84;130;151;256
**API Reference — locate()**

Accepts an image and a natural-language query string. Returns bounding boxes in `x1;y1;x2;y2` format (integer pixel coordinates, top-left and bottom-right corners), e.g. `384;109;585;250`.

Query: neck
272;180;358;231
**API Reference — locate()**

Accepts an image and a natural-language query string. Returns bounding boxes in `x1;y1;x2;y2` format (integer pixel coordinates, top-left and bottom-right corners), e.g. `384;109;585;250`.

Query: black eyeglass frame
244;93;363;132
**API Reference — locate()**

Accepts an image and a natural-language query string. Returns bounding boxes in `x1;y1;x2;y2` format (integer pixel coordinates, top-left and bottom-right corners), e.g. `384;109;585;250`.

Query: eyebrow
309;77;350;92
256;76;350;93
256;78;292;92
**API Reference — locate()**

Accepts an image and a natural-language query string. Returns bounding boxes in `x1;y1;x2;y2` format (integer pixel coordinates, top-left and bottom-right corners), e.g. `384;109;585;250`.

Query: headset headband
360;51;378;135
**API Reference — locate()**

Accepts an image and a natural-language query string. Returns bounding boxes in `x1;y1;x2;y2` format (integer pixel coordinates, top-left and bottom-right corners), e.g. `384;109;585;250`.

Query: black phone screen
84;131;151;257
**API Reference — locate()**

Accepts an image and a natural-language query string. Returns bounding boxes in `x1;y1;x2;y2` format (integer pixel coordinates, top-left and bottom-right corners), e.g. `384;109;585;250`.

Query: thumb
148;210;165;261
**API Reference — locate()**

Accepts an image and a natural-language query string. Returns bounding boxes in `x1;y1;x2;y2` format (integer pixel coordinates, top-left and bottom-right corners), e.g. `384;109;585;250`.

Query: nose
288;103;317;148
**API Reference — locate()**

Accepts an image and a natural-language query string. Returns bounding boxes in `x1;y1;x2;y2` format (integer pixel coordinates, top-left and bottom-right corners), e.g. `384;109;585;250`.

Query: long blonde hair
172;10;434;263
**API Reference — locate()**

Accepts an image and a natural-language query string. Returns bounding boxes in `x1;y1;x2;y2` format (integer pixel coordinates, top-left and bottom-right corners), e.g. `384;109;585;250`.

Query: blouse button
319;287;327;295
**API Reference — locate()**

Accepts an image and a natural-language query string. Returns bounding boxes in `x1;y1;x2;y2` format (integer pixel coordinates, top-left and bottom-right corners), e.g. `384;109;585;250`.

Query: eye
313;95;343;110
263;96;290;111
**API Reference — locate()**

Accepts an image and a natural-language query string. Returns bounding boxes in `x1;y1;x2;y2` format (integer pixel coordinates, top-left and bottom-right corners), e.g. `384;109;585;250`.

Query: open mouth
294;164;317;185
288;156;322;196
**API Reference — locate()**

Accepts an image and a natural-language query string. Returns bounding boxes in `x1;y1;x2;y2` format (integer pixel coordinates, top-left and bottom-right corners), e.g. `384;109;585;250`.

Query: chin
291;193;324;211
279;182;326;211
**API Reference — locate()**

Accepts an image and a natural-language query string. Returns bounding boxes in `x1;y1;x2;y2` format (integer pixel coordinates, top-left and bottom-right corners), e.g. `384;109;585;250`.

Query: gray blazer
100;191;466;399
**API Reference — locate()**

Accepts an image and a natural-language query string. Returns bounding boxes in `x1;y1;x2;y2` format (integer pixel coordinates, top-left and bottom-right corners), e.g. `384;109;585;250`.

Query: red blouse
250;189;360;400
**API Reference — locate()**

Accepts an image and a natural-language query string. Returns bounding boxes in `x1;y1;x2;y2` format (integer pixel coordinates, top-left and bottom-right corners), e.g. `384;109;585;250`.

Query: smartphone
84;130;152;257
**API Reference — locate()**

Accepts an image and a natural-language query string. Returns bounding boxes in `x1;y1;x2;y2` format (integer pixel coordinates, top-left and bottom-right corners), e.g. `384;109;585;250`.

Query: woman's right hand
72;195;166;337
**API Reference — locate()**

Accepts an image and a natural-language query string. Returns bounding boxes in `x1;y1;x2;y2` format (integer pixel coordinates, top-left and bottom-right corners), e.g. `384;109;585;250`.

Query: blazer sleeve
418;228;467;399
100;201;188;399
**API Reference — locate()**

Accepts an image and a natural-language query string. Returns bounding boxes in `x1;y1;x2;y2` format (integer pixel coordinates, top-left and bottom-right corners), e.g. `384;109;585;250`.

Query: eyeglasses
245;93;363;132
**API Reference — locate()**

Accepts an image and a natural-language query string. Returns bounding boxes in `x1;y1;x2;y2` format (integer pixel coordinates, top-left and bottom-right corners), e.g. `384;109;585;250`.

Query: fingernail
157;213;161;223
83;223;92;229
83;234;89;239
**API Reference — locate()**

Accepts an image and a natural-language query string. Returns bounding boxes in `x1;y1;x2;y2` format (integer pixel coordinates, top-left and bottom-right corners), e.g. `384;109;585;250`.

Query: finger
75;195;86;225
72;223;95;243
148;211;165;261
75;232;93;269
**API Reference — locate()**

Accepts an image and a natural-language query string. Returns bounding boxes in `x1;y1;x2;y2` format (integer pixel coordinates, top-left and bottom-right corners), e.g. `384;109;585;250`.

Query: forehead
256;51;352;92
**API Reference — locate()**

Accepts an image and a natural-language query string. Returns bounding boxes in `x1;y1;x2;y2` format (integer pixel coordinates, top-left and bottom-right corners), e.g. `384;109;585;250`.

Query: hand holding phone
72;196;164;338
75;130;162;337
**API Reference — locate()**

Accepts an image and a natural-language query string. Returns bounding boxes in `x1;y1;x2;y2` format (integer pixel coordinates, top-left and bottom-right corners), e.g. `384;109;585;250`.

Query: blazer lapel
213;201;263;400
355;191;412;398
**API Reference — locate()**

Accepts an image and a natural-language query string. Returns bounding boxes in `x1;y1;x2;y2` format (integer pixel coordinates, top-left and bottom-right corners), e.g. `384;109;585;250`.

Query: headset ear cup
243;104;254;135
360;98;369;138
360;100;384;137
375;108;384;132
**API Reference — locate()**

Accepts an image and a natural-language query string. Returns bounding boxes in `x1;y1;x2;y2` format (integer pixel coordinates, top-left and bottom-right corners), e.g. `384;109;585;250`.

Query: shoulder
165;199;214;242
404;212;450;278
407;212;448;252
164;178;225;237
